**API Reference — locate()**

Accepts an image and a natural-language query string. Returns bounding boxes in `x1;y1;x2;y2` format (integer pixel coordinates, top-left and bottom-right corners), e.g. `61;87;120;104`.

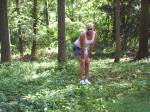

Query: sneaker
84;79;91;84
80;80;86;84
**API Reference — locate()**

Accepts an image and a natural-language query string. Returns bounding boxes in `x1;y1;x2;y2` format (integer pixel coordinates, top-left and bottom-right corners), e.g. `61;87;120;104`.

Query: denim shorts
73;45;83;57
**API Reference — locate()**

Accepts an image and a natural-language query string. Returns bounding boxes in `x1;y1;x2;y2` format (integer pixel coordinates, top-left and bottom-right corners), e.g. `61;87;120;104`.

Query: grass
0;58;150;112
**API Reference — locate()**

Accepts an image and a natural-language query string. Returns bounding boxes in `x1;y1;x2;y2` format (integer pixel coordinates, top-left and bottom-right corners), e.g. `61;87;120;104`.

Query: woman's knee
85;58;90;64
80;59;85;65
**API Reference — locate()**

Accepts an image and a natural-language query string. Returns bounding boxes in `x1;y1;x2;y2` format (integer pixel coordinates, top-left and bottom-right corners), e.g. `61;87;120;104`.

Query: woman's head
86;22;94;34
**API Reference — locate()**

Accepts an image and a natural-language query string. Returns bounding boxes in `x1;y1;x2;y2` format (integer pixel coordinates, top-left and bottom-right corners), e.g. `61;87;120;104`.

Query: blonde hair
86;22;94;29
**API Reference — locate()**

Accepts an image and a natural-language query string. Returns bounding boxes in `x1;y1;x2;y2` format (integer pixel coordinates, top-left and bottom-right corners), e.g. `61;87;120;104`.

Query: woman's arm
79;32;85;57
88;32;96;58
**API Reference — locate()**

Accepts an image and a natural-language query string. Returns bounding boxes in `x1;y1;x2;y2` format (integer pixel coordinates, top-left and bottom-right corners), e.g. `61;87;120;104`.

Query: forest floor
0;57;150;112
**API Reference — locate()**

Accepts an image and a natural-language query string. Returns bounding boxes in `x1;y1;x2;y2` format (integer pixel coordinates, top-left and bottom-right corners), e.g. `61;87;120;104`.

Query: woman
73;22;96;84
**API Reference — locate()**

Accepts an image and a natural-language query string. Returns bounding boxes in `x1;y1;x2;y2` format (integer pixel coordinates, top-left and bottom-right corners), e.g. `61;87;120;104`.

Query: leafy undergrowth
0;58;150;112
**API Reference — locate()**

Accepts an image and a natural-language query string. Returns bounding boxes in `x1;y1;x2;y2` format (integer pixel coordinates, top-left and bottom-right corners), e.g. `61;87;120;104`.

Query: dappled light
0;0;150;111
1;58;150;111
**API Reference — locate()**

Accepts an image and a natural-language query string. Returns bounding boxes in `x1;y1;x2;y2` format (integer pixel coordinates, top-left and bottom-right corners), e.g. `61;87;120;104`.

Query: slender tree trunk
120;0;127;50
58;0;66;63
71;0;74;21
45;0;49;26
31;0;38;60
45;0;50;42
114;0;121;62
0;0;11;63
112;0;116;41
16;0;24;58
19;32;25;58
135;0;149;60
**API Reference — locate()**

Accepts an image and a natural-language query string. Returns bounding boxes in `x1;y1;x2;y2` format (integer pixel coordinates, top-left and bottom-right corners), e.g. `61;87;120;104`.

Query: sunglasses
87;28;93;31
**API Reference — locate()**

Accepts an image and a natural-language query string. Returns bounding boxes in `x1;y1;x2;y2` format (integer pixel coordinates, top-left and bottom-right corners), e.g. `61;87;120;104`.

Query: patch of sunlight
24;75;31;82
120;57;132;62
49;90;62;96
118;82;132;87
22;88;67;102
32;73;39;79
23;85;79;101
109;81;132;88
23;94;36;101
24;70;50;81
31;71;43;80
94;58;114;64
137;69;141;73
134;57;150;64
11;54;20;59
65;84;77;91
45;47;58;54
92;59;113;68
32;61;56;69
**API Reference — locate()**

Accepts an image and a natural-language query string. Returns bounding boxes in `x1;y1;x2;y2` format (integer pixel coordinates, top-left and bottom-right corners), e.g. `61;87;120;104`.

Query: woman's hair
86;22;94;29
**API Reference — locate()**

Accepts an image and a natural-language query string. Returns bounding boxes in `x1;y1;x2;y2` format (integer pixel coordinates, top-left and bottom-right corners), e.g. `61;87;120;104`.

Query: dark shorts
73;45;83;57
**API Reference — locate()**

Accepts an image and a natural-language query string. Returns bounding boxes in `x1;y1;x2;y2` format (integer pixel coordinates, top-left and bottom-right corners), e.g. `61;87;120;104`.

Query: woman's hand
85;56;90;63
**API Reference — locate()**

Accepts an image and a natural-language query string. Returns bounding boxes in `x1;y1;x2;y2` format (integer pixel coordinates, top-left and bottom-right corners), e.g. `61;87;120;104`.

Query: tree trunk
114;0;121;62
45;0;50;42
16;0;24;58
19;32;25;58
0;0;11;63
45;0;49;26
135;0;149;60
31;0;38;60
120;0;126;50
58;0;66;63
112;0;116;41
71;0;74;21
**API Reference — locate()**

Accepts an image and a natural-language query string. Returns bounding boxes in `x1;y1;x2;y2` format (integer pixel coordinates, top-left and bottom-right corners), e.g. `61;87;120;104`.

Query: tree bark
112;0;116;41
45;0;50;42
31;0;38;60
16;0;24;58
58;0;66;63
0;0;11;63
71;0;74;21
45;0;49;26
120;0;126;50
114;0;121;62
135;0;149;60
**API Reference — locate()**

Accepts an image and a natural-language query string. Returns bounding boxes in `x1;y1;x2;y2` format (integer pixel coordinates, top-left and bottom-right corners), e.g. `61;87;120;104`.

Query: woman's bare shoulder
80;32;85;38
80;32;85;36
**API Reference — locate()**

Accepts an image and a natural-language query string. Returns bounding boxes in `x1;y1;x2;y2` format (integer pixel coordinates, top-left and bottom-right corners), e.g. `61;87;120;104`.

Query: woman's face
86;26;94;34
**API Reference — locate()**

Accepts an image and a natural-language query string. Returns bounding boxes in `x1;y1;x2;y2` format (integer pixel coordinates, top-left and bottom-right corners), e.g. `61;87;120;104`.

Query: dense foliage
0;0;149;111
7;0;142;57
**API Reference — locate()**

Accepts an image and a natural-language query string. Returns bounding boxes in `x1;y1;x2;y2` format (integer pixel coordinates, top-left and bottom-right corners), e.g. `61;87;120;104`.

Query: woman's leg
85;57;90;79
84;57;91;84
79;57;85;80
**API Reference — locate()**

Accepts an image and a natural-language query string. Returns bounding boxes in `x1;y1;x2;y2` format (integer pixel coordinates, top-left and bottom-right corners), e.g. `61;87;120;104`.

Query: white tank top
74;31;95;48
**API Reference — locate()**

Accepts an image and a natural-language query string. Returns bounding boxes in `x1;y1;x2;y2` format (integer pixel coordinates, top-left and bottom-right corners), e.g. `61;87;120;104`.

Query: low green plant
0;58;150;111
